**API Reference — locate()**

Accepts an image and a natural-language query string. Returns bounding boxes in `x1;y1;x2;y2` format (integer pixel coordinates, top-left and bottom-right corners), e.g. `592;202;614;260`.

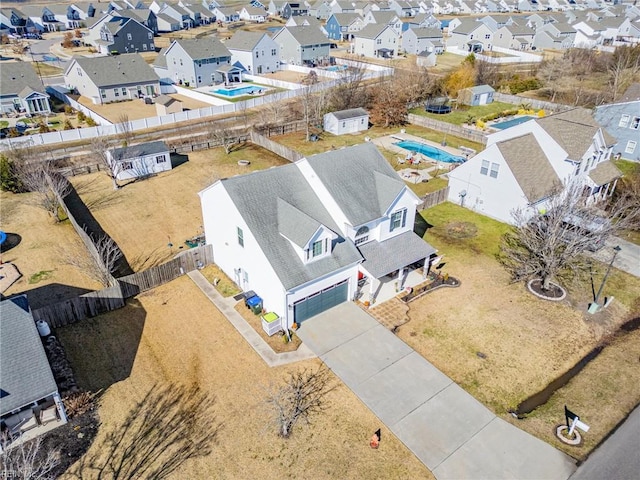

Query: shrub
64;105;74;115
476;120;486;130
77;111;86;122
63;119;73;130
538;110;545;117
86;117;97;126
0;155;22;192
63;391;96;419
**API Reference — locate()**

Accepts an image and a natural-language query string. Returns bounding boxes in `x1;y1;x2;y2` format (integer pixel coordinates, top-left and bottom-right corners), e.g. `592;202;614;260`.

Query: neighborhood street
588;237;640;278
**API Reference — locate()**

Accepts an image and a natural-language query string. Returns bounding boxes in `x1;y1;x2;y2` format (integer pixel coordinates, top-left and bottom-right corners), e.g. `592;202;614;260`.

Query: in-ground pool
325;65;347;72
492;116;534;130
394;140;465;163
210;85;266;97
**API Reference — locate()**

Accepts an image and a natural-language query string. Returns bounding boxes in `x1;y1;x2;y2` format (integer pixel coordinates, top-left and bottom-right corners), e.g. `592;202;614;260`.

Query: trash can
246;295;263;315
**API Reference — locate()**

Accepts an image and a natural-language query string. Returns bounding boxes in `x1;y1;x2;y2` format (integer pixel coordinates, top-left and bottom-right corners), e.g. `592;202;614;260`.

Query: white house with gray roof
401;26;444;54
107;140;172;181
272;26;331;66
160;37;233;87
352;23;399;58
199;142;436;329
0;62;51;116
0;296;67;452
64;53;160;104
323;107;369;134
225;30;280;74
447;109;621;224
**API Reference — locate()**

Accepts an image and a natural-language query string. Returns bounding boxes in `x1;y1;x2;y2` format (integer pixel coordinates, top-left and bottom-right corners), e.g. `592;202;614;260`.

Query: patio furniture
39;406;58;425
20;413;38;432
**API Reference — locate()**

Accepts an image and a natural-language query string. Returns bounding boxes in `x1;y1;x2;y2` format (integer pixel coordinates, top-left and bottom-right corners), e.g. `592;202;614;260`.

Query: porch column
609;178;618;197
398;267;406;291
53;392;68;422
368;278;376;304
423;257;429;279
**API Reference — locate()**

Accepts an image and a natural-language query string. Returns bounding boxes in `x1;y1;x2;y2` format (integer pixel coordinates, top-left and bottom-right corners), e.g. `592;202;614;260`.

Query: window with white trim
390;209;407;232
625;140;637;154
237;227;244;247
489;162;499;178
312;240;323;257
122;162;133;170
354;225;369;245
114;88;119;97
480;159;489;175
619;114;630;127
127;33;132;40
631;116;640;130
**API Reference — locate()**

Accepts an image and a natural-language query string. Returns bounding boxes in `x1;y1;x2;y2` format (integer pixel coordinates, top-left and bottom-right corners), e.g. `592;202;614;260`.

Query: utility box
262;312;281;336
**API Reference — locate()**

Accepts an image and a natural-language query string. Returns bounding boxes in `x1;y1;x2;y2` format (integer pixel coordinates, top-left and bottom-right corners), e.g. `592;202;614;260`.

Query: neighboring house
64;53;160;104
309;0;333;19
447;109;621;224
238;6;268;22
493;23;536;50
72;2;97;22
272;26;331;66
150;1;194;28
180;2;215;24
268;0;286;16
156;12;181;31
20;5;65;32
160;38;233;87
0;62;51;116
0;8;33;34
401;26;443;54
533;22;576;50
107;140;172;181
155;94;183;115
325;13;364;40
282;2;309;18
109;8;159;34
458;84;495;106
225;30;280;74
43;4;83;29
353;23;399;58
0;296;68;453
91;16;155;54
447;17;495;52
363;10;403;33
323;108;369;134
593;83;640;162
199;142;436;330
212;6;240;22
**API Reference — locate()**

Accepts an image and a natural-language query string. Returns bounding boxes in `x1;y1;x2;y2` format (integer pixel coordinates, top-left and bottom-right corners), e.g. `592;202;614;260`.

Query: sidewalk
187;270;316;367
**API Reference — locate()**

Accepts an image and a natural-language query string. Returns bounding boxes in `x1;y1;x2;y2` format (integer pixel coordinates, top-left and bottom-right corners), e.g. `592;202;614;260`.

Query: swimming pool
325;65;347;72
394;140;465;163
210;85;266;97
492;116;534;130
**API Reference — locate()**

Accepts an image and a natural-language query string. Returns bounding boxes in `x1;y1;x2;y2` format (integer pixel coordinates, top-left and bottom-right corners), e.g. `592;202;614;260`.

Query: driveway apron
296;303;576;480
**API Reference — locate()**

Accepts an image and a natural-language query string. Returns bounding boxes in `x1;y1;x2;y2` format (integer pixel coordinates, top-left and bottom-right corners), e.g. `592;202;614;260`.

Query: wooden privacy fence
249;130;303;163
492;93;571;113
418;186;450;211
407;114;487;145
33;245;214;328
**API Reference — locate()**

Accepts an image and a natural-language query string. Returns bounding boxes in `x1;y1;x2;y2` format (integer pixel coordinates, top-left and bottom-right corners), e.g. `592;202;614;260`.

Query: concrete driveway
587;236;640;278
297;303;576;480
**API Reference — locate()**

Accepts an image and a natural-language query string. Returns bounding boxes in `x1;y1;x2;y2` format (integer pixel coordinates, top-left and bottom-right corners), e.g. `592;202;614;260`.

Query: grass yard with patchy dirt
409;102;516;125
69;143;290;271
0;191;102;308
398;202;640;459
57;277;432;479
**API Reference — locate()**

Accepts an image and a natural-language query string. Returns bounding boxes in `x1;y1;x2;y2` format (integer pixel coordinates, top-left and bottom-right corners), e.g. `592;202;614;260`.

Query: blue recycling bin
246;295;263;315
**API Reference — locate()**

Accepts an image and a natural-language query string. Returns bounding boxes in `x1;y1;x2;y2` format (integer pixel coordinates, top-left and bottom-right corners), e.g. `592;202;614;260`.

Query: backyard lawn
69;144;290;271
57;276;432;479
409;101;516;125
400;202;640;460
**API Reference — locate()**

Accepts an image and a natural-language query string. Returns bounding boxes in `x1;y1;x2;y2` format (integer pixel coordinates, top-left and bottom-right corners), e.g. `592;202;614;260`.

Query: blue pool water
493;116;534;130
211;85;266;97
325;65;347;72
394;140;465;163
43;55;60;62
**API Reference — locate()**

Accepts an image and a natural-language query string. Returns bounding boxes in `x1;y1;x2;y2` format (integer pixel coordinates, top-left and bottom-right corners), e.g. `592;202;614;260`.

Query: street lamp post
588;245;621;314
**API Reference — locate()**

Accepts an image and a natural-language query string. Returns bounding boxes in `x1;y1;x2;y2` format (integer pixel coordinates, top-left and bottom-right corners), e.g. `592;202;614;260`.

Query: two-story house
161;38;232;87
401;26;444;54
212;6;240;22
0;62;51;116
64;53;160;104
198;142;436;329
110;8;159;34
352;23;399;58
272;26;331;66
493;23;536;50
281;2;309;18
447;108;621;224
20;5;63;32
225;30;280;74
238;5;268;22
325;12;364;40
594;83;640;162
447;17;495;52
91;16;154;54
0;8;33;35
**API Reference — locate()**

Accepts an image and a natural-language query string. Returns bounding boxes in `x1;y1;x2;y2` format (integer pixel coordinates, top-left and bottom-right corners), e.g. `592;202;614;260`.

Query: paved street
588;237;640;278
297;303;577;480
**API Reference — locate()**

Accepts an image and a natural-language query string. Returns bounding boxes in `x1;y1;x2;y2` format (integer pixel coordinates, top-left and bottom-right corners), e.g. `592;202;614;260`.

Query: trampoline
425;104;452;114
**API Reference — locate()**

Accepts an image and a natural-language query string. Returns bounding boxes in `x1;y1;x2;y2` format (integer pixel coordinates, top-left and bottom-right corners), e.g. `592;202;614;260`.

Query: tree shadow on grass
414;213;433;238
68;382;221;480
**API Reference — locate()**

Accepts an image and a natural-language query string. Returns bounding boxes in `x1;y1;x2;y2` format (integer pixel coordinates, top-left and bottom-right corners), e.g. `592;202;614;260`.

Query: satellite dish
459;190;467;197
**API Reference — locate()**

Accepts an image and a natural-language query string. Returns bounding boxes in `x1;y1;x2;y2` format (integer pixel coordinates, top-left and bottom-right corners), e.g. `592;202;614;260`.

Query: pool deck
373;133;472;170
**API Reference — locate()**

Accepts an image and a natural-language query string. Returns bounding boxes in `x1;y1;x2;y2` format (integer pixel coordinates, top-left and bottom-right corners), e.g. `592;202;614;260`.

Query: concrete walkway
296;302;577;480
587;236;640;278
188;271;316;367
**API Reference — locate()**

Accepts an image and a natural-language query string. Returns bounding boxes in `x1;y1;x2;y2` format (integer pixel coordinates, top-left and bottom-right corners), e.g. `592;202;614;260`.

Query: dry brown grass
69;144;290;270
0;191;102;308
57;277;433;479
233;302;303;353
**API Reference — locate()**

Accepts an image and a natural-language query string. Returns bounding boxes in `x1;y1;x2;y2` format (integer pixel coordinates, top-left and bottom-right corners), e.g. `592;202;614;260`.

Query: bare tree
116;113;134;148
327;62;369;112
265;366;335;438
1;434;61;480
90;232;123;286
90;133;122;190
207;124;237;154
607;45;640;101
499;181;640;291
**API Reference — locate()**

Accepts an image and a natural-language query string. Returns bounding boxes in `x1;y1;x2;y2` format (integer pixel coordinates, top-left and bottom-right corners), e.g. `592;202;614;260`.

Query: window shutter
401;209;407;228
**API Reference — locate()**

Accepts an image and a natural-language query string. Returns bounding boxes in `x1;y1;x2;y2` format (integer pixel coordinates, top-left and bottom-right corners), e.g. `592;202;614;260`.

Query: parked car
24;33;43;40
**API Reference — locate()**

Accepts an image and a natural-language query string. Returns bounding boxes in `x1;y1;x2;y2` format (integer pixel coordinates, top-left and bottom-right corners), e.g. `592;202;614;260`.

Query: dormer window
390;209;407;232
312;240;323;257
355;226;369;245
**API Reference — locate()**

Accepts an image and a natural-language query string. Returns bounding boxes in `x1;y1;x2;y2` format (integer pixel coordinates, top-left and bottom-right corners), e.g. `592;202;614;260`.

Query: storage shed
107;141;172;181
458;85;495;106
323;108;369;135
155;95;183;115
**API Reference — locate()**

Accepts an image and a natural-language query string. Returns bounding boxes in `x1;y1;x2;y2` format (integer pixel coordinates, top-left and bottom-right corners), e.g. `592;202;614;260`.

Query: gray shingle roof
409;27;443;39
305;142;405;225
359;231;435;278
451;18;484;34
69;53;159;88
618;83;640;103
275;26;330;45
357;23;390;40
224;30;267;52
369;11;397;24
467;84;495;94
0;297;58;415
537;108;615;160
109;140;169;159
332;13;362;25
330;107;368;120
219;164;362;290
172;38;230;60
0;62;46;97
277;197;322;248
154;47;168;68
588;161;622;186
496;133;561;203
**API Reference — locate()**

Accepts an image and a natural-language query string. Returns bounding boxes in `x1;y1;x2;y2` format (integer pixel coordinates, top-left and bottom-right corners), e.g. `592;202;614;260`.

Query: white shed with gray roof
323;108;369;135
107;140;172;181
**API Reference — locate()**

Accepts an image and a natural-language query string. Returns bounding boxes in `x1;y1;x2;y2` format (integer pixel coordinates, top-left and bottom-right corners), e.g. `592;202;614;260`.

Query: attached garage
293;280;349;324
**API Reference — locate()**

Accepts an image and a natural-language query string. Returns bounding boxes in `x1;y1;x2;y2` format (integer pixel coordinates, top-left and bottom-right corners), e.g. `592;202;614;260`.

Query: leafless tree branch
1;433;61;480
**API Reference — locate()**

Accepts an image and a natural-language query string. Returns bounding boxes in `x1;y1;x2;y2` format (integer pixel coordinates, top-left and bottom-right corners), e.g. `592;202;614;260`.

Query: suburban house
150;1;195;28
594;83;640;162
64;53;161;104
493;23;536;50
281;2;309;18
267;0;286;16
179;3;215;24
0;8;33;35
401;26;444;54
458;84;495;106
108;9;159;34
199;143;436;330
225;30;280;74
352;23;399;58
0;296;67;453
323;108;369;135
272;26;332;66
363;10;403;33
156;11;181;31
212;6;240;22
309;0;333;20
325;13;364;41
43;4;84;29
19;5;65;32
238;6;268;23
91;16;155;55
533;23;576;50
0;62;51;116
159;38;233;87
447;109;621;224
447;17;495;52
107;140;172;181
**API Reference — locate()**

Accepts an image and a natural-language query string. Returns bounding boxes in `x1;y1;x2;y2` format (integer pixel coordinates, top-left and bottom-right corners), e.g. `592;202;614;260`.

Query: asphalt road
570;404;640;480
